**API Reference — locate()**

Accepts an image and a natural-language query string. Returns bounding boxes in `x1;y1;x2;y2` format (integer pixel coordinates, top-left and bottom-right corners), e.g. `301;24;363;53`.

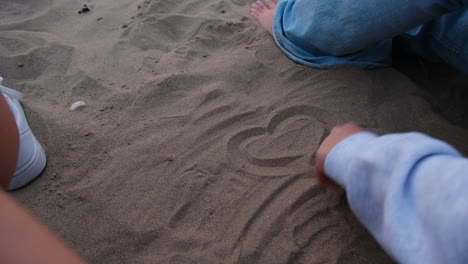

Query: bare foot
250;0;276;35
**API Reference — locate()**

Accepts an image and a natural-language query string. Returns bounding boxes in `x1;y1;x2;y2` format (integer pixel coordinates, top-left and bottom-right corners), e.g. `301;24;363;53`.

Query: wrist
324;131;377;187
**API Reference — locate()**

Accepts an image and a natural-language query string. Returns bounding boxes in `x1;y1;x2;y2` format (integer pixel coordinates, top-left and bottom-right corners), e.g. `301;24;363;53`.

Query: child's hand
315;123;364;187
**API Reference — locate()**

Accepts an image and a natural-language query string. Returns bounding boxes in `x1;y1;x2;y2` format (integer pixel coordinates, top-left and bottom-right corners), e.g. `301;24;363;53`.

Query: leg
395;9;468;74
0;93;19;189
268;0;467;69
0;79;47;190
0;92;87;264
0;191;88;264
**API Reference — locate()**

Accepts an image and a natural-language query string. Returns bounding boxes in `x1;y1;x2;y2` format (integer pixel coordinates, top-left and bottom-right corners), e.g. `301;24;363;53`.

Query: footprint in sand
0;31;73;81
175;19;250;57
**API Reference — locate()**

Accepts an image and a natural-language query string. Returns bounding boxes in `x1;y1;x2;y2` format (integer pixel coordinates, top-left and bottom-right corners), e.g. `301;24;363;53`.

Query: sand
2;0;468;263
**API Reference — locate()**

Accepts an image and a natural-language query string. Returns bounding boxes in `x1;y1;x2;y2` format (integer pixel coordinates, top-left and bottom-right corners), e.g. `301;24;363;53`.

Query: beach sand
2;0;467;263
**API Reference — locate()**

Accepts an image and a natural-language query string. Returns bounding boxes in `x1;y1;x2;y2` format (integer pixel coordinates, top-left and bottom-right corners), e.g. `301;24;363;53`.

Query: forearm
0;191;87;264
325;132;468;263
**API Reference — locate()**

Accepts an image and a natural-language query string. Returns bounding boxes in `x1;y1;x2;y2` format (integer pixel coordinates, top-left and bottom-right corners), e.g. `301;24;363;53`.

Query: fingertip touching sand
1;0;468;263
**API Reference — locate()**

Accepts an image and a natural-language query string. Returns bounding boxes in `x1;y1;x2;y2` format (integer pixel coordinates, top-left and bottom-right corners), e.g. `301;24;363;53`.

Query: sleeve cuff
324;131;378;187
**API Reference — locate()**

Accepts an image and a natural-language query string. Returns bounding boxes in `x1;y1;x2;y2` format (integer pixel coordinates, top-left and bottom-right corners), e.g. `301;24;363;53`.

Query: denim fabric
272;0;468;73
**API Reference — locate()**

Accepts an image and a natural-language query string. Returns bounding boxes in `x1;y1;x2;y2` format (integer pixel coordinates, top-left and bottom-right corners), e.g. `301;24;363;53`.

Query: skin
315;123;364;186
0;94;19;190
0;94;88;264
250;0;276;35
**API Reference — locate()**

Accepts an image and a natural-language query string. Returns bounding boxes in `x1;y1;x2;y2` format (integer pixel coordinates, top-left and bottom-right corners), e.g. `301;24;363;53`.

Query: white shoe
0;77;47;190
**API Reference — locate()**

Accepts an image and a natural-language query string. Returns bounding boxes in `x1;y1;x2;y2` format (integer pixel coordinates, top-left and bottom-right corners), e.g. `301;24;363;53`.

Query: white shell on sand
70;101;87;111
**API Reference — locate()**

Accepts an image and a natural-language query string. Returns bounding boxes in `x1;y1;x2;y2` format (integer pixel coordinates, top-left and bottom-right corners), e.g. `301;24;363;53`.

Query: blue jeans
272;0;468;74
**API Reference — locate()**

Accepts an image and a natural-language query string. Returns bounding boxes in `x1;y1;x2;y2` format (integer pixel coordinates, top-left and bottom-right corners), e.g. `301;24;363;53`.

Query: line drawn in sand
227;105;343;177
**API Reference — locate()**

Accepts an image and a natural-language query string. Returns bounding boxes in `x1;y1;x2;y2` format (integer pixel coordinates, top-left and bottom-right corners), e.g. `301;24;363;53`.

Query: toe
262;0;276;9
255;0;267;9
250;5;260;13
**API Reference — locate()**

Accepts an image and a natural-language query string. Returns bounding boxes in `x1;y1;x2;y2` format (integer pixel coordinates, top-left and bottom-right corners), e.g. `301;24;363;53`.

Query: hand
315;123;364;186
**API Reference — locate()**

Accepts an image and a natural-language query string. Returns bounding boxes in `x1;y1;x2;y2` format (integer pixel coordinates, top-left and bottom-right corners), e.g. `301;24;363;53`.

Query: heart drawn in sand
227;105;342;177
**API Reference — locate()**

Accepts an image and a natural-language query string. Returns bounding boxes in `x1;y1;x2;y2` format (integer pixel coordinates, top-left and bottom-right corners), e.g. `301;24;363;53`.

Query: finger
314;122;364;188
314;162;339;187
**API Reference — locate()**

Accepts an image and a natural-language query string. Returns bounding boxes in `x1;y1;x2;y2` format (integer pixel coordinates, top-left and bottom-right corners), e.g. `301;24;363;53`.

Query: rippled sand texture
3;0;468;263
